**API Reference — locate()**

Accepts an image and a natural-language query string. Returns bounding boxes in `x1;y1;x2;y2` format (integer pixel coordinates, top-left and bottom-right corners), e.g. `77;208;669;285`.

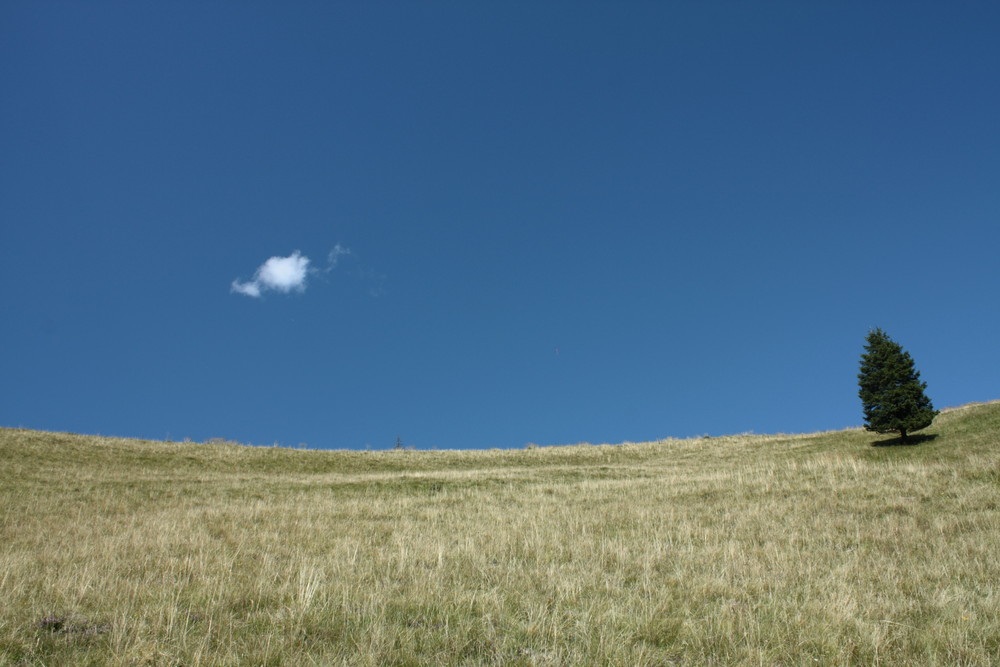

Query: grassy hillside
2;403;999;665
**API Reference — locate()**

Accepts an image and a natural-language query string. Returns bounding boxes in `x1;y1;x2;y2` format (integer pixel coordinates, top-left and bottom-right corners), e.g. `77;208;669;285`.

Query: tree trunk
899;428;908;443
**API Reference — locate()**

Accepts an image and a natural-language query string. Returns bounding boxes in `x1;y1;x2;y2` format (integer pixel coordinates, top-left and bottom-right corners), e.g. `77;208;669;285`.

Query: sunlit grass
2;402;999;664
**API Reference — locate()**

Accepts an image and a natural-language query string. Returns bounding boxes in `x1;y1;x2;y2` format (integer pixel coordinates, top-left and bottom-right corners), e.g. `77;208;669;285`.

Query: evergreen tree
858;328;938;441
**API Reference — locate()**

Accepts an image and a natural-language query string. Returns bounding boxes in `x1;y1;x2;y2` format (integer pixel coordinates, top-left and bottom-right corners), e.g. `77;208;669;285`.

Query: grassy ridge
2;403;999;665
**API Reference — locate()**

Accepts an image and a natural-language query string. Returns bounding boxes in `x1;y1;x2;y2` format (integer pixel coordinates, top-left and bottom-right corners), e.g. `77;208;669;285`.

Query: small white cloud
327;244;351;268
232;251;311;298
257;252;310;292
231;279;261;298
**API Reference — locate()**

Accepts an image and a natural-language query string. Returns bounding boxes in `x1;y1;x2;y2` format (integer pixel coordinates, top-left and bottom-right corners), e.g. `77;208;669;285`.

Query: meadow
2;402;999;665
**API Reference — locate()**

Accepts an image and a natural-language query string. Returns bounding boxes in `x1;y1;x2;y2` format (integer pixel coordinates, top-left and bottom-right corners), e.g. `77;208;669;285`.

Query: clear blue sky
2;2;998;449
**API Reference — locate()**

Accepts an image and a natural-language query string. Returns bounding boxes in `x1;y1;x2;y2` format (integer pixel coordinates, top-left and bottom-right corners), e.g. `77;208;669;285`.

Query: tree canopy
858;328;937;442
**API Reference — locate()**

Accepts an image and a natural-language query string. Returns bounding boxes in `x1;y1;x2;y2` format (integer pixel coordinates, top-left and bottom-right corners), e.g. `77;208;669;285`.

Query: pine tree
858;328;938;442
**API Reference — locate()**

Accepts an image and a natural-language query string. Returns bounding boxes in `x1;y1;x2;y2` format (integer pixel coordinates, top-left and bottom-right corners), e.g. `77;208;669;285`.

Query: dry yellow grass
2;402;999;665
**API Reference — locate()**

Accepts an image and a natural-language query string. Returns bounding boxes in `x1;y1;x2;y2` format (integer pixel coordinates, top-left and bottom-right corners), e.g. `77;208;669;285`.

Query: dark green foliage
858;328;938;441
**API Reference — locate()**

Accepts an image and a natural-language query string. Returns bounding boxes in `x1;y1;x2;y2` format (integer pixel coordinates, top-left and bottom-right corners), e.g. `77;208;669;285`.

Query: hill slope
2;403;999;665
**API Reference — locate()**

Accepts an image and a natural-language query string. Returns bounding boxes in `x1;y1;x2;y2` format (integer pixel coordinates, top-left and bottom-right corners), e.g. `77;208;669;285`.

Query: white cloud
231;279;262;298
327;244;351;268
257;252;310;291
231;251;311;298
231;246;358;298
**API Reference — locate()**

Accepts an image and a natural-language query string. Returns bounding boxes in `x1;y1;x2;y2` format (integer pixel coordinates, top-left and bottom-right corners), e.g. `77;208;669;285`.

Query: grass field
2;402;999;665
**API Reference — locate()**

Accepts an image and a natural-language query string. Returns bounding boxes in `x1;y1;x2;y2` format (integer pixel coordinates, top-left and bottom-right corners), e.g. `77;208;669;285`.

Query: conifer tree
858;328;937;442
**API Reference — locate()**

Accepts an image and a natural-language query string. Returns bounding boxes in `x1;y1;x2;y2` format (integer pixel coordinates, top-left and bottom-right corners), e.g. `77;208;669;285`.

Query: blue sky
2;2;998;449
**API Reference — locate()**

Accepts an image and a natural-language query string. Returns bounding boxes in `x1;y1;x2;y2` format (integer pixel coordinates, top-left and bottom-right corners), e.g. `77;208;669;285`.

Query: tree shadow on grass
871;433;939;447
